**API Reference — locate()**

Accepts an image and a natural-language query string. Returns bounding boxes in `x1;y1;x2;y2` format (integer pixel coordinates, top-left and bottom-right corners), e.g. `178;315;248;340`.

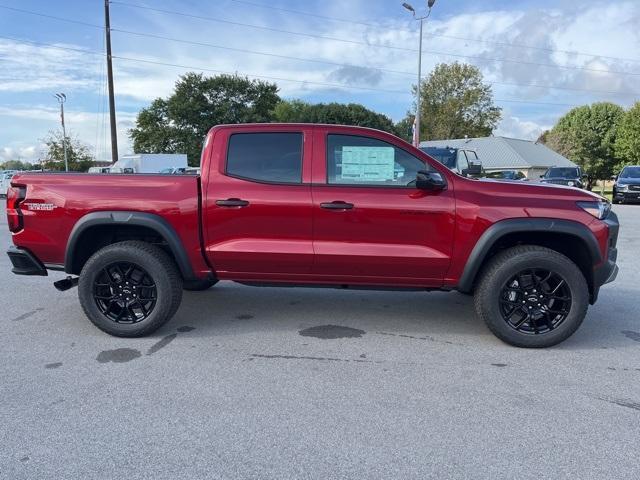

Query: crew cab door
202;127;313;276
311;129;455;285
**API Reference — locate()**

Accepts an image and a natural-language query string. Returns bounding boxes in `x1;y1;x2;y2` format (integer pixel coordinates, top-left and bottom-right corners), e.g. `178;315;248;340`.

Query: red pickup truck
6;124;619;347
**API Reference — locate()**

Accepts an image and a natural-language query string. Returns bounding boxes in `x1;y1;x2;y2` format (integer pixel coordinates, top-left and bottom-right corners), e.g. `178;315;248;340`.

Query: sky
0;0;639;163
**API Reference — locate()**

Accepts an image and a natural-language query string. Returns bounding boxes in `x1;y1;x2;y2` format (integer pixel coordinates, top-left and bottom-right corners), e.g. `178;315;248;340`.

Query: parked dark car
485;170;528;181
612;165;640;204
540;167;585;188
419;147;483;177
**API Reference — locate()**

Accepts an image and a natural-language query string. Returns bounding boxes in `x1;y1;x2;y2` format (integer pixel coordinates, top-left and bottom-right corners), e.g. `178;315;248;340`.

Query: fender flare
457;218;602;293
65;211;196;279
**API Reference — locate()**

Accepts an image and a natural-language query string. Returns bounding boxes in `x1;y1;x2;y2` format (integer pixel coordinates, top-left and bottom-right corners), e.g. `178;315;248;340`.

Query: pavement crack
599;397;640;412
146;333;178;356
12;308;44;321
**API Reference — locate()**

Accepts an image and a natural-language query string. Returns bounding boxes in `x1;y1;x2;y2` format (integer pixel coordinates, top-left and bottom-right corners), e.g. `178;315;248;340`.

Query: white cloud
495;110;552;140
0;106;136;163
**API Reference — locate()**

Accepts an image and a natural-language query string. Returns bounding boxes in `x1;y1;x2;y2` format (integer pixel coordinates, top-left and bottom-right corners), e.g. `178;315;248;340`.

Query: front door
311;130;456;286
203;128;314;277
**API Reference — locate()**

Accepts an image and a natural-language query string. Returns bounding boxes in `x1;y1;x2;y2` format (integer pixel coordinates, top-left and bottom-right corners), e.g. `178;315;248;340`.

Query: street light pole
402;1;435;147
54;93;68;172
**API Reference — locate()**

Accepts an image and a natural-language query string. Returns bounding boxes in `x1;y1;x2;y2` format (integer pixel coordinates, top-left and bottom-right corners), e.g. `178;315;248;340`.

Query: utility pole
402;1;436;147
104;0;118;163
54;93;69;172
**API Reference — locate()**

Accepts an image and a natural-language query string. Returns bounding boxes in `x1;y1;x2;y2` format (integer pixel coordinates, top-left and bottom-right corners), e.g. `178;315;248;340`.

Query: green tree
614;102;640;169
41;131;95;172
405;62;501;141
130;73;280;165
0;160;37;171
542;102;624;189
273;100;398;135
394;115;415;143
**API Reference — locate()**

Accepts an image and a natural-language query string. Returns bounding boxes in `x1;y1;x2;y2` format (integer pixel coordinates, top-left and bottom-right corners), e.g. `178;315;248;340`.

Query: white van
0;171;17;197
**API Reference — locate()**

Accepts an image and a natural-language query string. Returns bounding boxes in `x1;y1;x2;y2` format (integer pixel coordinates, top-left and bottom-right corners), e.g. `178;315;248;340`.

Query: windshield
420;147;457;169
545;167;578;178
620;166;640;179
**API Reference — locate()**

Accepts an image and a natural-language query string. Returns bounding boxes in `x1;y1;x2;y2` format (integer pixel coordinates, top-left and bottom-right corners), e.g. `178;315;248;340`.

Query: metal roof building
420;136;576;179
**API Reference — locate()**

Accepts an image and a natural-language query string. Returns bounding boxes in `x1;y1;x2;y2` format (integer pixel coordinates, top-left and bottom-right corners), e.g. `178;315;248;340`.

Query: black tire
183;279;218;291
474;245;589;348
78;241;183;337
612;197;620;204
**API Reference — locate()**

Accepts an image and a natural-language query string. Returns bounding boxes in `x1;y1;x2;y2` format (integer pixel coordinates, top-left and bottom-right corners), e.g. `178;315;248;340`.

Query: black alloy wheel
93;261;157;324
499;269;572;335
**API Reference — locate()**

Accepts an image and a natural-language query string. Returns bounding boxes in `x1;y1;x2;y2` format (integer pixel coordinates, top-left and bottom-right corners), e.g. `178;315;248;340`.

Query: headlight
617;184;628;192
577;200;611;220
567;181;575;186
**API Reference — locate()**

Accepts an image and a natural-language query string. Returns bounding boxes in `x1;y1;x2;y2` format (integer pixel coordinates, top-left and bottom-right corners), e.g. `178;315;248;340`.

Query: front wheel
78;241;183;337
474;245;589;348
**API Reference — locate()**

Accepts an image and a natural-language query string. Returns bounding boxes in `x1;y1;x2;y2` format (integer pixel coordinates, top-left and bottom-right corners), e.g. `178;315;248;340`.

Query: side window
457;151;469;173
226;132;303;184
327;134;430;186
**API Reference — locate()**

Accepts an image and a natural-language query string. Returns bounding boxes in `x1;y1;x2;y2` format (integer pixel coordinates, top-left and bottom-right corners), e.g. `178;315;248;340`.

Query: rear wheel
78;241;183;337
474;245;589;348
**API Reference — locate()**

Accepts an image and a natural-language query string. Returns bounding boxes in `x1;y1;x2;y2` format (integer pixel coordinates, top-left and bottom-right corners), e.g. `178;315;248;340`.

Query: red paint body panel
8;123;611;290
9;174;210;276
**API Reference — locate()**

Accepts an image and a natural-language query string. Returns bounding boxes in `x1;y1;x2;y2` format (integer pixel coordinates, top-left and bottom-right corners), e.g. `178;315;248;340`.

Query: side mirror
416;170;446;191
463;163;482;177
581;174;588;179
611;175;618;181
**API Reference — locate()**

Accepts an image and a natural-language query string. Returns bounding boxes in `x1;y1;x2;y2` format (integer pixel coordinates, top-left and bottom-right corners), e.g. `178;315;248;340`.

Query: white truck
0;170;18;197
109;154;188;174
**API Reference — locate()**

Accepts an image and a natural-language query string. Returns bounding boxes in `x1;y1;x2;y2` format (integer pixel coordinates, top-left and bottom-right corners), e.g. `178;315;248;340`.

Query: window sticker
340;146;395;182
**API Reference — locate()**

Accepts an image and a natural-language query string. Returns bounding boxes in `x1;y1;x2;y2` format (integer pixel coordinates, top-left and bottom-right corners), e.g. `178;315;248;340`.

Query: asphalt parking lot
1;206;639;479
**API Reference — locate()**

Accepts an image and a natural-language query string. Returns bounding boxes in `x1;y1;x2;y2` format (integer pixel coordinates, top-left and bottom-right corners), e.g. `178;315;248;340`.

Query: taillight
6;185;26;233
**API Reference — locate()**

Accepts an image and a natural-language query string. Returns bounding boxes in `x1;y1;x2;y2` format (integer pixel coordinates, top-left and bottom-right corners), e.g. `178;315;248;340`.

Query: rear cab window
226;132;303;184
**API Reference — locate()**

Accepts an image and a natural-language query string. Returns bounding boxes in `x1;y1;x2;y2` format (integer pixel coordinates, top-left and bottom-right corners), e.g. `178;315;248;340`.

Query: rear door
310;129;456;286
202;126;314;277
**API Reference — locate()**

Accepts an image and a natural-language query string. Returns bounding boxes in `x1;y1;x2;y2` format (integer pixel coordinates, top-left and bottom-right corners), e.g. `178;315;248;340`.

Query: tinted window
328;135;430;186
457;151;469;172
620;166;640;178
420;147;456;169
465;151;479;162
227;133;302;184
545;167;579;178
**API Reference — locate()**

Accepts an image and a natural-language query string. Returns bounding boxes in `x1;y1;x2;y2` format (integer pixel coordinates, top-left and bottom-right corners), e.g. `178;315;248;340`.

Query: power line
0;34;105;57
0;4;102;29
109;1;415;52
226;0;640;65
111;28;416;77
113;54;582;107
112;55;411;94
0;34;633;106
110;1;640;78
3;1;640;83
110;28;640;98
423;32;640;66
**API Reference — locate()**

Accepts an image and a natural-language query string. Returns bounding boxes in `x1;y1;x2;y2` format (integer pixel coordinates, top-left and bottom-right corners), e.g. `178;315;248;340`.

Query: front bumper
592;211;619;302
6;246;48;276
614;189;640;201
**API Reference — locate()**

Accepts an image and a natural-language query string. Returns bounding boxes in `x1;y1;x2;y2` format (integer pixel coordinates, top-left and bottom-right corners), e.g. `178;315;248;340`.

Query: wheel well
473;232;594;296
69;225;177;276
